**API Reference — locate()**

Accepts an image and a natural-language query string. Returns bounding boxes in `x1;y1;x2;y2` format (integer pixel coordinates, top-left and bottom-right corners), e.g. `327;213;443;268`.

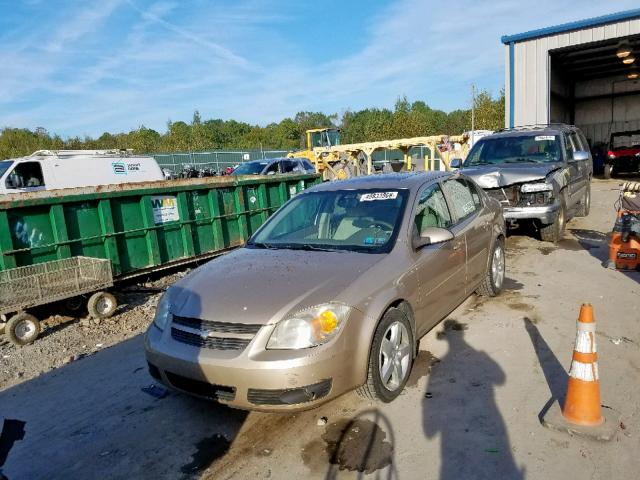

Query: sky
0;0;639;137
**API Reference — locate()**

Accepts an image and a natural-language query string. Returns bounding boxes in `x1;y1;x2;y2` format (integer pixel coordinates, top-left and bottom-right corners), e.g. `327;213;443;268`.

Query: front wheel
476;238;505;297
357;308;414;403
540;195;566;243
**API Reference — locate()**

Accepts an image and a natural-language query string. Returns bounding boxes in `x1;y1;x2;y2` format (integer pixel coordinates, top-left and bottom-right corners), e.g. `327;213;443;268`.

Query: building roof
501;8;640;44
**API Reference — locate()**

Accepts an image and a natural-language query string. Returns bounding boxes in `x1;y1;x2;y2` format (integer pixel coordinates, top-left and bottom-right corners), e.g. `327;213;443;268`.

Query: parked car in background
231;157;315;176
451;124;592;242
0;150;164;195
145;172;506;411
605;130;640;179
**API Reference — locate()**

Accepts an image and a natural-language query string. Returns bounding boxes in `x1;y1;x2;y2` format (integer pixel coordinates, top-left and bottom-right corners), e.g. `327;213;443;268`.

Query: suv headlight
153;292;173;331
521;182;553;193
267;304;351;350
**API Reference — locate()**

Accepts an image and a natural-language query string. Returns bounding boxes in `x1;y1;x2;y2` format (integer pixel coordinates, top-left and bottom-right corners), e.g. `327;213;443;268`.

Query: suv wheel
540;194;566;243
576;183;591;217
603;164;614;179
357;308;414;402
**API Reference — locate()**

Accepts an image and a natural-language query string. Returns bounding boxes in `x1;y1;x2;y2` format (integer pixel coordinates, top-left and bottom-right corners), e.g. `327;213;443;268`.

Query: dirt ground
1;177;639;480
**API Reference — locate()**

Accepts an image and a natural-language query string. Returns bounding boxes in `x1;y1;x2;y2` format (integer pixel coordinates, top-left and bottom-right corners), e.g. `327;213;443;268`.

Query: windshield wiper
295;244;346;252
246;241;280;249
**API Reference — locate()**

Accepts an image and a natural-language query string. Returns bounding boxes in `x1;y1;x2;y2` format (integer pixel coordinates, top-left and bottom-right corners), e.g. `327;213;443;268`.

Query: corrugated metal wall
506;17;640;128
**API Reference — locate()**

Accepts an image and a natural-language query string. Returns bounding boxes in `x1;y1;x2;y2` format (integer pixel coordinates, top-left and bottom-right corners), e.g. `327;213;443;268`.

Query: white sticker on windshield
360;192;398;201
535;135;555;141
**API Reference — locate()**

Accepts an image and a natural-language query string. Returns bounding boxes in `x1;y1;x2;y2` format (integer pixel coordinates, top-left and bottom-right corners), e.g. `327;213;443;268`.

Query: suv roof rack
494;123;575;133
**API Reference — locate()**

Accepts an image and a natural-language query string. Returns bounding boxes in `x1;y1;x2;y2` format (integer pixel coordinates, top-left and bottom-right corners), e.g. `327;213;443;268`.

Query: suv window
6;161;45;189
414;184;452;235
443;178;478;222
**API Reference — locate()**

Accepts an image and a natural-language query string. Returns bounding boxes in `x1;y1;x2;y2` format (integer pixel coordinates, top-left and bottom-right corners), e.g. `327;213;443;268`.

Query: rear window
610;132;640;150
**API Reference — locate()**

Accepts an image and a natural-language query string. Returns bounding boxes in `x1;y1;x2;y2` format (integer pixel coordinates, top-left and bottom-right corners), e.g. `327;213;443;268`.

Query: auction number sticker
535;135;555;141
360;192;398;201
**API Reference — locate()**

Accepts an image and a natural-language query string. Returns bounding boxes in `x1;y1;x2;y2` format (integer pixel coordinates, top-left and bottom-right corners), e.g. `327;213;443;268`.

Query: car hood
462;162;562;188
169;248;383;325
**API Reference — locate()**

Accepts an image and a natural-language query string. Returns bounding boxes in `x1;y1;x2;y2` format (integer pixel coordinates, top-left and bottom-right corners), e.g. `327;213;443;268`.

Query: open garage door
550;35;640;170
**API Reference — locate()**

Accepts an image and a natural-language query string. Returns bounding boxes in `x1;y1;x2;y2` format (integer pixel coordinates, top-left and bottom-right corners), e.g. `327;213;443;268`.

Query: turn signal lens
318;310;338;333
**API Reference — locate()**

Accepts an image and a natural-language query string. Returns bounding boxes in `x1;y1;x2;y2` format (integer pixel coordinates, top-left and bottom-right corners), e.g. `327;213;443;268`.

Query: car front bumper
144;312;365;412
503;202;560;225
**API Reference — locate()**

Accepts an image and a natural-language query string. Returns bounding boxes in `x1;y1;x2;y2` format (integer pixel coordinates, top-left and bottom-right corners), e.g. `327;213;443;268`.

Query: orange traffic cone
561;304;603;426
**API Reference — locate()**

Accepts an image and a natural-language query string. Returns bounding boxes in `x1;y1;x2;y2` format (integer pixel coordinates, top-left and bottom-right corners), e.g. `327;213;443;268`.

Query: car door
442;177;489;293
562;131;584;208
411;181;466;337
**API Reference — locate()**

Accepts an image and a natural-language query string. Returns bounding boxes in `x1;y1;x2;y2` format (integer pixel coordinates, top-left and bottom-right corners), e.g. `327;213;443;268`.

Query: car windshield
248;189;409;253
232;162;268;175
611;133;640;150
465;134;562;166
0;161;13;179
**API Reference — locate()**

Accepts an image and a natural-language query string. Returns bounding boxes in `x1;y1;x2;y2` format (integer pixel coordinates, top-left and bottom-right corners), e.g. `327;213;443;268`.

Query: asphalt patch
180;434;230;476
508;302;533;312
321;419;393;474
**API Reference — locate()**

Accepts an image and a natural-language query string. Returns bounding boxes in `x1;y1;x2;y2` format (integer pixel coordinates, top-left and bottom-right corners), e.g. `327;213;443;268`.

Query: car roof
490;123;577;139
306;171;452;193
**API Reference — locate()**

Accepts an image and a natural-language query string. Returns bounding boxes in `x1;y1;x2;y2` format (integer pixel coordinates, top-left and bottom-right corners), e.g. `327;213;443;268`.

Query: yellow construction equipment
289;128;470;181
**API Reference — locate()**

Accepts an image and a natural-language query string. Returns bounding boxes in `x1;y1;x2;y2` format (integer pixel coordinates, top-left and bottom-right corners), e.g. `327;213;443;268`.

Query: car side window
414;183;452;235
6;162;45;189
564;132;580;160
467;180;482;209
442;178;478;222
264;162;279;175
281;160;297;174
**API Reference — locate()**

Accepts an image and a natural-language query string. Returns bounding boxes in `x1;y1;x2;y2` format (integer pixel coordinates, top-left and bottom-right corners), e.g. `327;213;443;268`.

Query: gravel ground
0;269;190;390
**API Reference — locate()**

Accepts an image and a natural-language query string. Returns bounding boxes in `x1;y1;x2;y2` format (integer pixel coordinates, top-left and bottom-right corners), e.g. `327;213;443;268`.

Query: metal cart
0;257;115;345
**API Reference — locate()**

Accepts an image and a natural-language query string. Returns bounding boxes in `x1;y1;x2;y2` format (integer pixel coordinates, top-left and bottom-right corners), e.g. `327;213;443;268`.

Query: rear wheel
357;308;414;402
540;194;566;243
87;292;117;320
576;183;591;217
603;164;613;179
6;312;41;346
476;238;505;297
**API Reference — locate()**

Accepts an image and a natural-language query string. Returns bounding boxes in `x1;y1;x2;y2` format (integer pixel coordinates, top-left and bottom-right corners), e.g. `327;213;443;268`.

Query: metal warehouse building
503;9;640;147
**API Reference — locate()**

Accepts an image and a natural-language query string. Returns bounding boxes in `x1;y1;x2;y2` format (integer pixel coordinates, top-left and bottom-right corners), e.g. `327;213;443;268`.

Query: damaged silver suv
451;124;592;242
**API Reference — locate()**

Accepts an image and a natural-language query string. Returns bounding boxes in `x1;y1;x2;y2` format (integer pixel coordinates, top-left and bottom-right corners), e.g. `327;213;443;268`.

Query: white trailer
0;150;164;195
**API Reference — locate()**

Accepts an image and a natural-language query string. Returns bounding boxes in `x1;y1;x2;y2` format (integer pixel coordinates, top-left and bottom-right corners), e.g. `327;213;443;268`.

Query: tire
6;312;41;346
357;308;414;403
87;291;117;320
603;164;613;179
576;182;591;217
540;194;567;243
476;237;505;297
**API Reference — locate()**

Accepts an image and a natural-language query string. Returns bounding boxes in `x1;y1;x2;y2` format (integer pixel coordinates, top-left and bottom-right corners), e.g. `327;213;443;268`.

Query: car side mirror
449;158;462;169
571;150;589;162
413;226;454;250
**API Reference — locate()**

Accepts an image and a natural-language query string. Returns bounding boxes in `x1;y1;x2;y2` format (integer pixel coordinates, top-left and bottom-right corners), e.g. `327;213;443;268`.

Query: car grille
171;315;261;351
486;187;519;206
165;371;236;401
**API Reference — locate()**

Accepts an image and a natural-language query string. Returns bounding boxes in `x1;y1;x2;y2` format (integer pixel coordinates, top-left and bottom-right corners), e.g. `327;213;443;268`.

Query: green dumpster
0;173;320;277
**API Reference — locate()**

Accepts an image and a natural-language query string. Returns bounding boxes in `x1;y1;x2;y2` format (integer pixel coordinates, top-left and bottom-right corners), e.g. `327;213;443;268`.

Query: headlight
153;292;173;331
267;304;351;350
521;182;553;193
